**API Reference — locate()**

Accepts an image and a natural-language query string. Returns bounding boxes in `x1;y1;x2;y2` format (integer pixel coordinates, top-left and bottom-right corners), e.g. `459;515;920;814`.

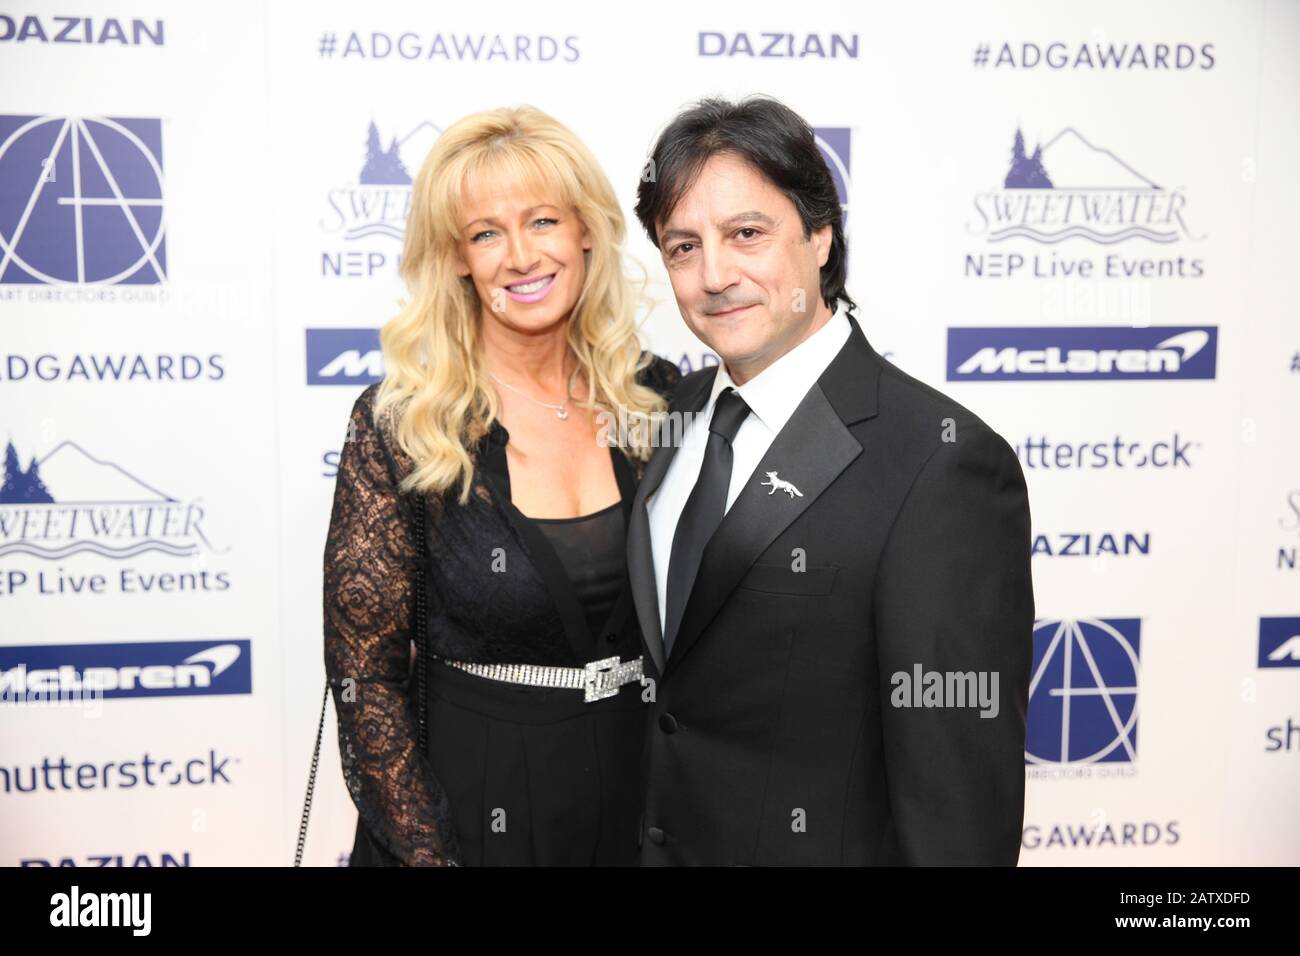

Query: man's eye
736;228;759;240
670;243;694;258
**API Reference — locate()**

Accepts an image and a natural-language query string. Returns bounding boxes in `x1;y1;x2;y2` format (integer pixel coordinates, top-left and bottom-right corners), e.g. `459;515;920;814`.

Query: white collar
705;302;851;435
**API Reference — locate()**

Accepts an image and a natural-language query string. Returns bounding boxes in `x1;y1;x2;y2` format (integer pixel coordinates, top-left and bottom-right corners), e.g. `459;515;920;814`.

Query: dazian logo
49;885;150;936
968;126;1199;245
0;439;224;560
1027;618;1140;765
1258;617;1300;669
0;640;252;701
0;16;164;45
947;326;1217;381
697;32;858;58
23;850;190;867
813;127;851;232
0;115;165;284
306;328;382;385
1032;531;1151;557
320;119;441;279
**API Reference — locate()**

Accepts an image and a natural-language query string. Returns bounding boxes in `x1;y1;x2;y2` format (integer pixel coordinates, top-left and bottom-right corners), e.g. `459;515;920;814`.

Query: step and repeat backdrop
1;0;1297;867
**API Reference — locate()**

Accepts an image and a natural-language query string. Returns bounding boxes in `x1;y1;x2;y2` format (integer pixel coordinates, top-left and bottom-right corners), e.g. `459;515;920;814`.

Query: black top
527;501;628;643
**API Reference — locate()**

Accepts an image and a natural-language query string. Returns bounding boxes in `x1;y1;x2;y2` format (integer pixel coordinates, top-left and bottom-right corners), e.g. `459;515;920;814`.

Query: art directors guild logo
0;115;166;299
813;127;850;233
965;125;1203;282
1026;618;1140;780
0;438;231;597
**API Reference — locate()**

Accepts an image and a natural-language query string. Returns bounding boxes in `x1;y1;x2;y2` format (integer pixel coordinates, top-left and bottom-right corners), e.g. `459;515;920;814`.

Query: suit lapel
627;366;717;676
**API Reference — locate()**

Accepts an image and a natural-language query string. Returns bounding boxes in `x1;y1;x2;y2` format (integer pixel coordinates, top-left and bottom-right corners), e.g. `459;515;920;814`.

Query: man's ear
812;223;832;268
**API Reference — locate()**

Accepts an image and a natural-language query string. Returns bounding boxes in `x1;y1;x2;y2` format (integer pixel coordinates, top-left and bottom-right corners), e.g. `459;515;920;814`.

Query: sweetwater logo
814;127;850;232
320;119;440;278
0;640;252;701
965;126;1203;281
1027;618;1140;778
947;326;1217;381
1279;488;1300;572
0;115;166;286
0;439;226;563
306;328;382;385
1258;617;1300;669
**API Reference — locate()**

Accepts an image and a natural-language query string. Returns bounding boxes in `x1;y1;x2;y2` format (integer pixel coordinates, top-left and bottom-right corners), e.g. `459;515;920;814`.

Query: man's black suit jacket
627;312;1034;865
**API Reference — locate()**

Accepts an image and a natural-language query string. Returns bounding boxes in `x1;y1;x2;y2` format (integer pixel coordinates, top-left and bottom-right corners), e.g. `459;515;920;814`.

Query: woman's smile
503;272;557;303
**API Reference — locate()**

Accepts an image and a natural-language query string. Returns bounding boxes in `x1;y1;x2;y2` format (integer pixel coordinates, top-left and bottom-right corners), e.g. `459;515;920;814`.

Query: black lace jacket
322;352;682;866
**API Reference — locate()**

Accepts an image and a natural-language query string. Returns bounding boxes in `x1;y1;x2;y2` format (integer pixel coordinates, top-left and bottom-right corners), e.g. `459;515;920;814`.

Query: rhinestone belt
432;654;643;703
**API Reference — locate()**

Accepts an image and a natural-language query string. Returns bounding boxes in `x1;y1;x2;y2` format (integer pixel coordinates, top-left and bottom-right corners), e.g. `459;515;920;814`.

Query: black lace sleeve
322;384;461;866
636;350;683;397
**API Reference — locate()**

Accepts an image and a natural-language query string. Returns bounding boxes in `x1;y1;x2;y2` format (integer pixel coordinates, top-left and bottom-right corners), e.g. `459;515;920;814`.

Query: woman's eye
471;230;495;243
533;217;557;228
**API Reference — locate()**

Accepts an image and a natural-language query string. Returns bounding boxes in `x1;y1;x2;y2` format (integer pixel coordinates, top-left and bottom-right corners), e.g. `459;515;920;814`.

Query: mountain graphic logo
968;126;1200;245
0;115;166;285
0;439;223;560
321;119;442;243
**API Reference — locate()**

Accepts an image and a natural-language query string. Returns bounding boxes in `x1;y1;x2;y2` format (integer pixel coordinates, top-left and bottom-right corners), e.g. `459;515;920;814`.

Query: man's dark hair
635;95;854;313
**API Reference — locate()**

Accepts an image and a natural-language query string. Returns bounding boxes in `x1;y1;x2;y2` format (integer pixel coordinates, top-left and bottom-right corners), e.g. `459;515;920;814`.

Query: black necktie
663;386;751;657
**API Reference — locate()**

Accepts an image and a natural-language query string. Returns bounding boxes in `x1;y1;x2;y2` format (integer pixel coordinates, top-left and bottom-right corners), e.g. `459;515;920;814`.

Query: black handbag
295;491;430;866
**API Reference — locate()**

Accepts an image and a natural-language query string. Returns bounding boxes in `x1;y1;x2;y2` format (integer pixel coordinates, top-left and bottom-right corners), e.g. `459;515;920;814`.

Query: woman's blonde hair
374;105;667;504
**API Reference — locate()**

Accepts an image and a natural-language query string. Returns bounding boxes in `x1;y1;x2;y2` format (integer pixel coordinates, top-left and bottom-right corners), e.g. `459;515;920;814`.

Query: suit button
646;826;666;846
604;632;618;644
658;713;678;734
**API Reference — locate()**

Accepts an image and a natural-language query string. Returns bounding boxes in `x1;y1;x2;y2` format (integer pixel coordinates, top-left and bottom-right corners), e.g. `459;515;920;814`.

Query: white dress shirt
646;303;851;634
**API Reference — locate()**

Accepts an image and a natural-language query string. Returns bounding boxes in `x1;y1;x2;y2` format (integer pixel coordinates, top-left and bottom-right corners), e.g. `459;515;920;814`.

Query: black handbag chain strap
294;490;428;867
413;492;430;753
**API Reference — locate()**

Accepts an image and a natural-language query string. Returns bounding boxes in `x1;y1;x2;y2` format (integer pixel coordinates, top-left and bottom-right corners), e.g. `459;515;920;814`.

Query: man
626;96;1034;865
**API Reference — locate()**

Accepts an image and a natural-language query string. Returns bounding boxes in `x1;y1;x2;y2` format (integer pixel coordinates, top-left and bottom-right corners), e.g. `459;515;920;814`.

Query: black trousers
351;658;647;866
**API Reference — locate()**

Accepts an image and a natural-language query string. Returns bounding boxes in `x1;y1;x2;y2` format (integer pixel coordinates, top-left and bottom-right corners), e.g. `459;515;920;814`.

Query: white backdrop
1;0;1297;866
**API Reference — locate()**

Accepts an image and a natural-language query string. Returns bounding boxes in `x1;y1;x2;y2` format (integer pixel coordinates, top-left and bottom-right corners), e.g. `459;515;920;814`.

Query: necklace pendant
556;407;569;420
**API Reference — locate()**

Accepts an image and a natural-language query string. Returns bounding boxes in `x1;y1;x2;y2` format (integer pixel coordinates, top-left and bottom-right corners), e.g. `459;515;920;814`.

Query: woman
322;105;680;866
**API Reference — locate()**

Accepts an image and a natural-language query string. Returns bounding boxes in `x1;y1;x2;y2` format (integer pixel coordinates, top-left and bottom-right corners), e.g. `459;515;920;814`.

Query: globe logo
1026;618;1140;765
0;115;166;285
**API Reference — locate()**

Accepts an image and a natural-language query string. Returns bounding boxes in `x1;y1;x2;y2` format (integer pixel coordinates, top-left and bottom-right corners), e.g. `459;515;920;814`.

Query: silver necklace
489;370;572;420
